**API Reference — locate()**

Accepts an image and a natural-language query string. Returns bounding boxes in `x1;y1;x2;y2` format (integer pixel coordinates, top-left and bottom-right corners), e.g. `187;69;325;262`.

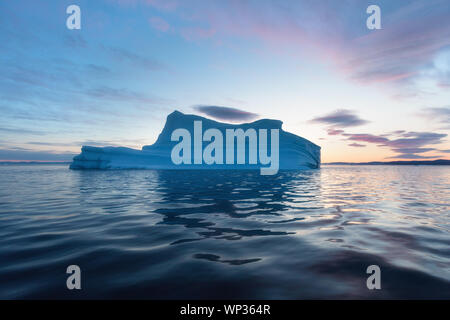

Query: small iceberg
70;110;320;174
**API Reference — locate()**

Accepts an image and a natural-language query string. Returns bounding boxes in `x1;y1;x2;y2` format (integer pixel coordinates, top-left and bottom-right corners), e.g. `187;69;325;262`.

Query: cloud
180;27;216;41
392;148;435;154
0;148;75;161
104;46;166;70
27;142;72;147
310;107;450;159
1;62;82;90
0;127;46;135
420;107;450;129
85;64;111;75
328;1;450;89
311;109;448;159
106;0;450;100
438;82;450;88
327;128;345;135
341;131;447;149
342;133;389;144
110;0;177;11
332;129;447;160
348;143;366;148
388;154;438;160
149;16;170;32
113;0;450;92
310;109;369;128
381;130;406;137
193;105;259;122
0;45;170;127
26;139;147;149
86;86;162;104
387;132;447;149
27;141;118;148
64;34;87;49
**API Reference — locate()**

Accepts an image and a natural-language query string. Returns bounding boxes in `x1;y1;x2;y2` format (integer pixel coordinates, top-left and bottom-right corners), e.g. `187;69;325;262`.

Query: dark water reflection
0;165;449;299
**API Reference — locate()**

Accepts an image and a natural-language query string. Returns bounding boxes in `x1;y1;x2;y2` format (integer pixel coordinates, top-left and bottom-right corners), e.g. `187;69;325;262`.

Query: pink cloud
171;1;450;88
213;2;448;88
109;0;450;90
327;128;345;136
332;128;447;159
342;133;390;145
348;143;366;148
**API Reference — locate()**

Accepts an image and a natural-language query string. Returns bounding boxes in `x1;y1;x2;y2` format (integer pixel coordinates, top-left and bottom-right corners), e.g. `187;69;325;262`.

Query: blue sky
1;0;449;162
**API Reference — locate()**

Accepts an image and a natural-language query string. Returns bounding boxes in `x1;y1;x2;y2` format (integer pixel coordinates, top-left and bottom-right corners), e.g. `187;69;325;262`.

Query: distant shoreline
323;159;450;165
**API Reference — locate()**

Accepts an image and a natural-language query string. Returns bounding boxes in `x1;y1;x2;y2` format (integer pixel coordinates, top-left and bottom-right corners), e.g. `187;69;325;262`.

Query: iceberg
70;110;321;172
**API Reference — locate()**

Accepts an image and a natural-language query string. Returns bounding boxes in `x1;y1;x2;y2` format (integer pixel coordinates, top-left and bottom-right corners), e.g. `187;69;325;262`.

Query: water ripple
0;164;449;299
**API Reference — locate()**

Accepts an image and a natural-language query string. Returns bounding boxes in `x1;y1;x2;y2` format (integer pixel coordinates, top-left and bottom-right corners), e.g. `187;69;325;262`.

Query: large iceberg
70;110;320;173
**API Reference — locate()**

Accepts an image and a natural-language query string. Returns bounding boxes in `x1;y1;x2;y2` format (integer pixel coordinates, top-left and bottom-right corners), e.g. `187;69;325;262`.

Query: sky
0;0;449;163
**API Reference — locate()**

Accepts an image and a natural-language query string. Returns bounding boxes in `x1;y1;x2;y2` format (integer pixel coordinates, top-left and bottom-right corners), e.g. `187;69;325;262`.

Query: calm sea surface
0;164;449;299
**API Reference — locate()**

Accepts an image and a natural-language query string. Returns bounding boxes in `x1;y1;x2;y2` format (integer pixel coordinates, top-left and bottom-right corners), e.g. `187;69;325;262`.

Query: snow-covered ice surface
70;111;321;170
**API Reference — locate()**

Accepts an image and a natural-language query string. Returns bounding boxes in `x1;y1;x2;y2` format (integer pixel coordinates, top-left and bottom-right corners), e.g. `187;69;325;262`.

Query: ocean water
0;164;449;299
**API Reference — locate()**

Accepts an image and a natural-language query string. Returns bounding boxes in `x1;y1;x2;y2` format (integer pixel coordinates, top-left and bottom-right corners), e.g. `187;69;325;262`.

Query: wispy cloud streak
310;109;369;128
194;105;259;122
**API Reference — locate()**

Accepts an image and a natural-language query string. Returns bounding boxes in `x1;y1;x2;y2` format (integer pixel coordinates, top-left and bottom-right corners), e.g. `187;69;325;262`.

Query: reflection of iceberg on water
70;110;321;172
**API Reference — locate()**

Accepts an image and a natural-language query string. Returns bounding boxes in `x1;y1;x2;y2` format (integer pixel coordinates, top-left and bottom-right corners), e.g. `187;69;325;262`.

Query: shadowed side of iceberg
70;111;321;171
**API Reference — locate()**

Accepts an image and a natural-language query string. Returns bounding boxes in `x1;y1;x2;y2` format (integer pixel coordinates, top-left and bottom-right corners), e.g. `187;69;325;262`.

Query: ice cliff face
70;110;321;172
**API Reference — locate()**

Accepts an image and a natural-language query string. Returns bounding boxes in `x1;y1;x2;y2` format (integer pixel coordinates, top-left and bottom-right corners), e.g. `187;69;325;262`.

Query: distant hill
324;159;450;165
